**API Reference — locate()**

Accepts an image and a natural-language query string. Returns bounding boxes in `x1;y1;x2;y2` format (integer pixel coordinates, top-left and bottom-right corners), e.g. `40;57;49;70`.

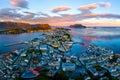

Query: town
0;28;120;80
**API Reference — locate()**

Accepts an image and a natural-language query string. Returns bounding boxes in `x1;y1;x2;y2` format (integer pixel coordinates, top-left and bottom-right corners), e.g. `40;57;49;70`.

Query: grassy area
94;64;103;71
109;55;119;63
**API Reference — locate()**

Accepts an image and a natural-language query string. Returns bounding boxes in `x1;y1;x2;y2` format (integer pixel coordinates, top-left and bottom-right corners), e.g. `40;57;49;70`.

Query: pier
4;41;29;47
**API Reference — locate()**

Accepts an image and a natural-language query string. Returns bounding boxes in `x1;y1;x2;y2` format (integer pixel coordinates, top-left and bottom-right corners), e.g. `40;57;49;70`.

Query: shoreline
0;29;120;79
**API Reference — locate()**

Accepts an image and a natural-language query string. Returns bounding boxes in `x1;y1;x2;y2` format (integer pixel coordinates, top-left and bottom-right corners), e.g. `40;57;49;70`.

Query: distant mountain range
0;22;51;31
69;24;86;28
0;22;51;34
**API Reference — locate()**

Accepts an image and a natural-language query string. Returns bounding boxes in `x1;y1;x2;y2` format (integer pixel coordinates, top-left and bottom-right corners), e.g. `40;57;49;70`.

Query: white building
48;61;60;67
62;63;76;71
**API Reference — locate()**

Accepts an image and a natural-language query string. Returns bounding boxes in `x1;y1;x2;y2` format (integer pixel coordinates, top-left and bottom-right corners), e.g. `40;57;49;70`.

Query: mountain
0;22;30;31
69;24;86;28
0;22;51;31
35;24;51;30
0;22;51;34
31;24;51;29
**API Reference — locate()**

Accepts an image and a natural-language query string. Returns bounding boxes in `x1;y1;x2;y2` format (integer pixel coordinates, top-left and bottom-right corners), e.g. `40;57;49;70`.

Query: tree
104;71;113;80
74;73;84;80
55;71;68;80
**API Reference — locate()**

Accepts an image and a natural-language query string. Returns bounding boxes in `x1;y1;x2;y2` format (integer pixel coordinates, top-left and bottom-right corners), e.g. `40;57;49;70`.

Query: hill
0;22;30;31
0;22;51;34
69;24;86;28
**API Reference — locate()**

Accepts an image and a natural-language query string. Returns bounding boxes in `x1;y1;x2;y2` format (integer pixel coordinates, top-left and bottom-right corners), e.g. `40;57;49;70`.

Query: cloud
21;12;38;21
10;0;28;8
100;14;120;18
0;8;24;22
39;12;50;17
0;8;38;21
0;9;49;22
82;13;120;19
0;7;120;26
79;2;111;11
29;13;120;26
78;3;99;14
0;8;22;18
99;2;111;7
78;2;111;14
78;3;99;10
52;6;71;13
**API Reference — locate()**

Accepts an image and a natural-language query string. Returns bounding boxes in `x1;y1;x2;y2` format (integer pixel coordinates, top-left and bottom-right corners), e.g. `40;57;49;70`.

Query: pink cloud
79;3;99;10
82;13;105;17
99;2;111;7
10;0;28;8
52;6;71;13
79;2;111;11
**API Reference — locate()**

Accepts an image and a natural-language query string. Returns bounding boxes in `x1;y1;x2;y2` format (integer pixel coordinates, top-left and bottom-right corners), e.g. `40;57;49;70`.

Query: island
69;24;86;28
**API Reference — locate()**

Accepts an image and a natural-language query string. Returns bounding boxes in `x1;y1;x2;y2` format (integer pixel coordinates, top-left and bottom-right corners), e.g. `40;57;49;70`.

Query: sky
0;0;120;26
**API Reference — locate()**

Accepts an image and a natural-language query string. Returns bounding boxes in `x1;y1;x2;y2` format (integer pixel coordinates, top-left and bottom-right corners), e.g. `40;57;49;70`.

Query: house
48;61;60;67
62;63;76;71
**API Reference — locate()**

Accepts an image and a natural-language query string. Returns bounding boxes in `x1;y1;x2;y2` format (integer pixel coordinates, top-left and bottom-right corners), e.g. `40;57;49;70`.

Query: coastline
0;28;120;80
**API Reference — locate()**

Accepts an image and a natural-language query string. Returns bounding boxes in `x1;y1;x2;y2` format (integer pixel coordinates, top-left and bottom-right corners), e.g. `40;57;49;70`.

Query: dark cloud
10;0;28;8
82;13;120;19
39;12;50;17
21;12;38;21
0;8;22;18
99;14;120;18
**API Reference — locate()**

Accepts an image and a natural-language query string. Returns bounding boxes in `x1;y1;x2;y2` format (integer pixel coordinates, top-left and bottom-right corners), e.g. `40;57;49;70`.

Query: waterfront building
62;63;76;71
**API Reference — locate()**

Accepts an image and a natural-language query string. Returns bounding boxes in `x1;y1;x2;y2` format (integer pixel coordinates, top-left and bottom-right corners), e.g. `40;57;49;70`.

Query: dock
4;41;29;47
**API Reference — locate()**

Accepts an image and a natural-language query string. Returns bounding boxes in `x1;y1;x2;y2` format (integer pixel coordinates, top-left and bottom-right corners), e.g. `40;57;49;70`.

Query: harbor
0;0;120;79
0;28;120;80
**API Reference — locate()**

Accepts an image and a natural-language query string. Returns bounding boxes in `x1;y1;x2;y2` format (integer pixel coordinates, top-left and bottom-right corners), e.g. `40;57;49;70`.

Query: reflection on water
0;32;42;54
0;27;120;54
71;27;120;37
70;27;120;55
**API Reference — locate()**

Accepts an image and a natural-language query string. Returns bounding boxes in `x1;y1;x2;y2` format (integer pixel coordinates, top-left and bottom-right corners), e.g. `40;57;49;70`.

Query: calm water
0;27;120;55
0;32;42;54
70;27;120;56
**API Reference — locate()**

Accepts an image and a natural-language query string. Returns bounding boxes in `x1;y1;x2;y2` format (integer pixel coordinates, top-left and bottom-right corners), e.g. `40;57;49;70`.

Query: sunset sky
0;0;120;26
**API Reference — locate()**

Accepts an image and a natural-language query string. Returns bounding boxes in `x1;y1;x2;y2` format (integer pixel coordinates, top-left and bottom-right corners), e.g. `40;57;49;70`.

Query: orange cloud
52;6;71;13
82;13;105;17
79;3;99;10
82;13;97;17
78;2;111;11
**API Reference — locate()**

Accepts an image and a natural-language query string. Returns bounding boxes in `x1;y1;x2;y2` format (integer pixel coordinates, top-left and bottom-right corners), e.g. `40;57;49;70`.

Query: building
62;63;76;71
